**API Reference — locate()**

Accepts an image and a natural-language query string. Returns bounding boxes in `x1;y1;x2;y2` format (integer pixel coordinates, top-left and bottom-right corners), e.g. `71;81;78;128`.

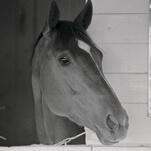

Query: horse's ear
43;0;60;37
74;0;92;30
42;21;50;37
48;0;60;28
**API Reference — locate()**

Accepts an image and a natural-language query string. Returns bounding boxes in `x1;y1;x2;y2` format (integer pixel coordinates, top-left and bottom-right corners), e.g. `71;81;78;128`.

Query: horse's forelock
52;21;99;52
32;20;102;62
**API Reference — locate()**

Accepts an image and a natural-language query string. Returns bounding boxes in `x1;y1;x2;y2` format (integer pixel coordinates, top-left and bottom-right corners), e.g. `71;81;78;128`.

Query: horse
32;0;129;145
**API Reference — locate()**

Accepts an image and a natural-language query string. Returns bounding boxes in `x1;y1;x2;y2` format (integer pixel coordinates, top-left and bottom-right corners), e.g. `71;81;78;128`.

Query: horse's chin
94;126;120;145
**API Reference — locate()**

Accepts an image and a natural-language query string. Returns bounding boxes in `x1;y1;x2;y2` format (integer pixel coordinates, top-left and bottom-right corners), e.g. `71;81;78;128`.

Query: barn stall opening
0;0;151;150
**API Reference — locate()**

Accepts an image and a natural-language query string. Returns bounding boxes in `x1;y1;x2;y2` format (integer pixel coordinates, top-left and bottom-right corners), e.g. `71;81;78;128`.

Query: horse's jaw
64;93;129;146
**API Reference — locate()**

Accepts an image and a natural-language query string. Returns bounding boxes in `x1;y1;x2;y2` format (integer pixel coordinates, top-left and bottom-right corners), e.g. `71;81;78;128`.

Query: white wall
86;0;151;145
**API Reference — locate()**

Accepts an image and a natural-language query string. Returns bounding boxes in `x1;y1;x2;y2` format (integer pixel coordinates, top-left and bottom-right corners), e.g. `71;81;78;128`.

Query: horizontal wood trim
99;44;148;73
0;146;150;150
86;104;151;145
93;146;151;151
104;74;148;103
92;0;149;14
0;146;91;151
88;14;149;44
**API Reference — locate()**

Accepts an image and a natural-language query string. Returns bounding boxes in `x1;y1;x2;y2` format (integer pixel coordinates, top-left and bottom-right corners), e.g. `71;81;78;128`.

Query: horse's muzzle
94;112;129;145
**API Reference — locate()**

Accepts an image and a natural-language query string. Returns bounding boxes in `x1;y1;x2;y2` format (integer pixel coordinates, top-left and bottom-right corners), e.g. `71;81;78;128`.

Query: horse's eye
59;55;70;65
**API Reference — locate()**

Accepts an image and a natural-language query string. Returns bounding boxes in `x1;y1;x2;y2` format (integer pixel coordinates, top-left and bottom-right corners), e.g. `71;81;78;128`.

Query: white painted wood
104;74;148;103
87;0;150;146
0;146;91;151
93;146;151;151
92;0;149;14
123;104;151;144
88;14;149;44
86;104;151;145
0;146;151;151
99;44;148;73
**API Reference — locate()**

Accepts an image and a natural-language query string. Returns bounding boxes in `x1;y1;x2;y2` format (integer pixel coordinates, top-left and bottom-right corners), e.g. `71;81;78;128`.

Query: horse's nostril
106;114;119;132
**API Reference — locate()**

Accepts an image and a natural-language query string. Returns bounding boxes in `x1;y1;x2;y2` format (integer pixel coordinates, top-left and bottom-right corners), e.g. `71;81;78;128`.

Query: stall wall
0;0;150;147
86;0;151;145
0;146;151;151
0;0;85;146
0;0;38;146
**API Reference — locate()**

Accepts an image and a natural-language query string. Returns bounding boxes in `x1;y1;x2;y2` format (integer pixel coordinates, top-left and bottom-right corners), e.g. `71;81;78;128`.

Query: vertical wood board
0;0;16;146
14;0;38;144
0;0;38;146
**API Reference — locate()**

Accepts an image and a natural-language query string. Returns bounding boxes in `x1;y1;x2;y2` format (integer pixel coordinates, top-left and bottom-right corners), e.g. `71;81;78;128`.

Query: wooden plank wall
0;0;150;147
0;0;38;146
86;0;151;145
0;0;85;146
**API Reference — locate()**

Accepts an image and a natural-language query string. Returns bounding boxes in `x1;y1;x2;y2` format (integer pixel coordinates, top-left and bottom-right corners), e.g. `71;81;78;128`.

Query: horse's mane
53;21;97;49
32;20;102;60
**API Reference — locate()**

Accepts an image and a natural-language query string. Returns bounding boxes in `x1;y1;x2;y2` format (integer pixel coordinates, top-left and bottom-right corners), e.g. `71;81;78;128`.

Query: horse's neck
32;45;85;145
41;98;85;145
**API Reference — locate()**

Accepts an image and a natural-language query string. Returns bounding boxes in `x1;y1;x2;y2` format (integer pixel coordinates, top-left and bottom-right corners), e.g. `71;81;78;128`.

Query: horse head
32;0;129;145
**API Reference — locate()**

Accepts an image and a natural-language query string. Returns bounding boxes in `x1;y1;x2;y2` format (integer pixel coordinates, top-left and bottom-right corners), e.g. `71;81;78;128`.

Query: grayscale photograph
0;0;150;151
